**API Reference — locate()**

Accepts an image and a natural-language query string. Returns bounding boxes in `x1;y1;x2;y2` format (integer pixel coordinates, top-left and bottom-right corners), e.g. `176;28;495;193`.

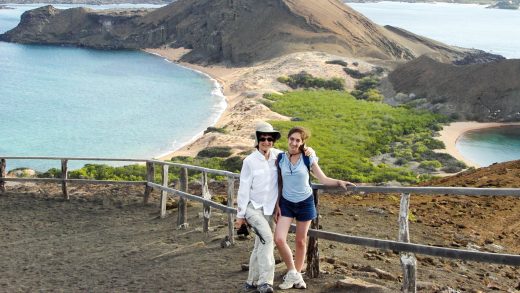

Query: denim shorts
279;195;316;222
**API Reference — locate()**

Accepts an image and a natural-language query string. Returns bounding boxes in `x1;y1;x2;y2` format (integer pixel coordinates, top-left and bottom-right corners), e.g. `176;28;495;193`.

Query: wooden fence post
0;159;6;194
306;188;320;278
177;167;189;229
227;176;235;245
399;193;417;293
143;162;154;204
61;159;69;200
201;171;211;233
160;164;169;218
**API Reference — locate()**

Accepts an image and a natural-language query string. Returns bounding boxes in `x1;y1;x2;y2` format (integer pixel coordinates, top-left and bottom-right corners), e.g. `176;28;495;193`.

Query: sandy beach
146;48;520;172
437;121;520;168
145;48;371;160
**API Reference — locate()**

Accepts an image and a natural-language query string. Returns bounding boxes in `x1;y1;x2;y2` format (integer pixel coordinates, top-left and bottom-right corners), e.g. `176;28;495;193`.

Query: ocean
0;4;226;171
347;1;520;166
456;126;520;167
346;1;520;59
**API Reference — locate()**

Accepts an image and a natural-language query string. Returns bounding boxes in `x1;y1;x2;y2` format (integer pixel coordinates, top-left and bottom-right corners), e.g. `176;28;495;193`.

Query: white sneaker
279;271;306;290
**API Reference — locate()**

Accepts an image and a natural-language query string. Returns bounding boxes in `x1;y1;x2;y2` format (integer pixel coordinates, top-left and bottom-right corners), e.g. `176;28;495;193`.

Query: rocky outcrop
487;0;520;10
387;56;520;121
0;6;154;49
0;0;489;65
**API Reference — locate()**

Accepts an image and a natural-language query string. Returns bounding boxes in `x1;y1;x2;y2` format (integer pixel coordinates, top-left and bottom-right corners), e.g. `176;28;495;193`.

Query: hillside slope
387;56;520;121
0;0;489;64
423;159;520;188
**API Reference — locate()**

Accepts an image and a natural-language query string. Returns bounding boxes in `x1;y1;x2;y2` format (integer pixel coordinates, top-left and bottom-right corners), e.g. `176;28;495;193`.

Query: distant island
0;0;172;4
344;0;519;9
487;0;520;9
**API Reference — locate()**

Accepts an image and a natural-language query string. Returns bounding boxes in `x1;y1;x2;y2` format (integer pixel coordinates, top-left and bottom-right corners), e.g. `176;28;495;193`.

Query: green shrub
355;77;380;92
38;168;61;178
277;71;345;91
418;160;442;171
371;66;385;76
326;60;348;66
364;89;384;102
197;147;233;158
343;68;367;79
68;164;146;181
277;76;290;84
204;127;227;134
395;158;408;166
441;165;463;173
260;99;274;108
222;156;243;172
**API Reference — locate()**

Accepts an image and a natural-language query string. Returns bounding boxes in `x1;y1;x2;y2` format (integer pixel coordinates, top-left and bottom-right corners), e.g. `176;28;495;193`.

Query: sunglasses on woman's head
259;137;274;142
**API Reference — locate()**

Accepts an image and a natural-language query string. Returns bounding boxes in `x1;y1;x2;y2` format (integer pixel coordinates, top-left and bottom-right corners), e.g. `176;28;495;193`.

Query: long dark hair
287;126;310;153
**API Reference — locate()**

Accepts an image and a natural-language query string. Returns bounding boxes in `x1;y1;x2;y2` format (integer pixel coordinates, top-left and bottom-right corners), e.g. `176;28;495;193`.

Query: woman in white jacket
235;122;314;293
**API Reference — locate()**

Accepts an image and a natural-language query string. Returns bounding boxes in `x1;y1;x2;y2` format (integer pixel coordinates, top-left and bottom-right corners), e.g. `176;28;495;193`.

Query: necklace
287;152;300;175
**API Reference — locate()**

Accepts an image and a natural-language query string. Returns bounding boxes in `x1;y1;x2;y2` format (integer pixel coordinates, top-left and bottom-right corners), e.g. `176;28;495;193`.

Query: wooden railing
1;156;520;293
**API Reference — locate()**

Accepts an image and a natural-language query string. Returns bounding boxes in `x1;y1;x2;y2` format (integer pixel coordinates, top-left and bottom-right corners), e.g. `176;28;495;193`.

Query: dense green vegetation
277;72;345;91
37;154;244;182
264;90;453;183
39;164;148;181
197;146;233;158
171;155;243;176
351;76;384;102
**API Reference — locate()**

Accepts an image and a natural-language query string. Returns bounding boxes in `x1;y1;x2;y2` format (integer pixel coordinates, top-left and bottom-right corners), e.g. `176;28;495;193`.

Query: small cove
457;126;520;166
0;4;226;171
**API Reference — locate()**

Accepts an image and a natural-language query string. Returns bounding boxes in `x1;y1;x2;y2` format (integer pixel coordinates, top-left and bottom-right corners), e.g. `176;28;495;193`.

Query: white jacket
236;148;282;218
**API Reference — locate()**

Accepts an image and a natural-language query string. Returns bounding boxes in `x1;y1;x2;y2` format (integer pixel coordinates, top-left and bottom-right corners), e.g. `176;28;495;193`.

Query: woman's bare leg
274;216;295;271
294;220;312;272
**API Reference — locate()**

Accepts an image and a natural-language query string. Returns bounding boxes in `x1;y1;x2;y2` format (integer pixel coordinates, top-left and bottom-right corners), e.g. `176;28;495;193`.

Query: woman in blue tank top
273;126;356;290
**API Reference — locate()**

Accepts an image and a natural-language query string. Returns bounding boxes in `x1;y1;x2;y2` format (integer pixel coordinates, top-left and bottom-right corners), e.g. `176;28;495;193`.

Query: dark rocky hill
386;56;520;121
0;0;489;64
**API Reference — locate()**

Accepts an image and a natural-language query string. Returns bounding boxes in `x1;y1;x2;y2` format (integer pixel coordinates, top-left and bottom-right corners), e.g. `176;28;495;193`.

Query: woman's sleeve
236;159;252;219
310;155;319;166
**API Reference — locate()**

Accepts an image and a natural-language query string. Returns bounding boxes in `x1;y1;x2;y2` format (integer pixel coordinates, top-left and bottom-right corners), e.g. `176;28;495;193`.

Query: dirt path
1;183;519;292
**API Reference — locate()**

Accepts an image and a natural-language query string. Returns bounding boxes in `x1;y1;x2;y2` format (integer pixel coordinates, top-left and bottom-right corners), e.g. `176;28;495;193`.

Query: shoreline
143;48;364;161
437;121;520;168
143;48;248;160
145;49;228;161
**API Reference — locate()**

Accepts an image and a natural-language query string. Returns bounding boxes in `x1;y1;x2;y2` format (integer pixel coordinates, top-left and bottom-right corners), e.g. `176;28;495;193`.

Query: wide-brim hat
255;122;281;146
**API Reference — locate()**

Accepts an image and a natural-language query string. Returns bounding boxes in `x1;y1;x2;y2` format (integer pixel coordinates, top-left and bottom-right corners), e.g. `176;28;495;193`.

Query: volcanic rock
387;56;520;121
0;0;488;65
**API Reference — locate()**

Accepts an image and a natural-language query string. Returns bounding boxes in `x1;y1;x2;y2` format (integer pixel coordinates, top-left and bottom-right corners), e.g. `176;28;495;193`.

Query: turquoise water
346;2;520;59
457;127;520;166
347;1;520;165
0;4;225;171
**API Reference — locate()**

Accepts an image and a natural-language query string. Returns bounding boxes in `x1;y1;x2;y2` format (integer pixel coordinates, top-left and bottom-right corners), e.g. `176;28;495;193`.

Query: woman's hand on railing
337;180;356;191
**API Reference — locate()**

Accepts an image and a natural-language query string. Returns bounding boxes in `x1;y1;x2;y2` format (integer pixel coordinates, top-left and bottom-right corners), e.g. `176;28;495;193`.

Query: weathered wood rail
1;156;520;292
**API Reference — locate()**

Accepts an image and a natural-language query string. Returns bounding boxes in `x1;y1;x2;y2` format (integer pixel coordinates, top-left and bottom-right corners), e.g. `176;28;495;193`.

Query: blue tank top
279;153;318;203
